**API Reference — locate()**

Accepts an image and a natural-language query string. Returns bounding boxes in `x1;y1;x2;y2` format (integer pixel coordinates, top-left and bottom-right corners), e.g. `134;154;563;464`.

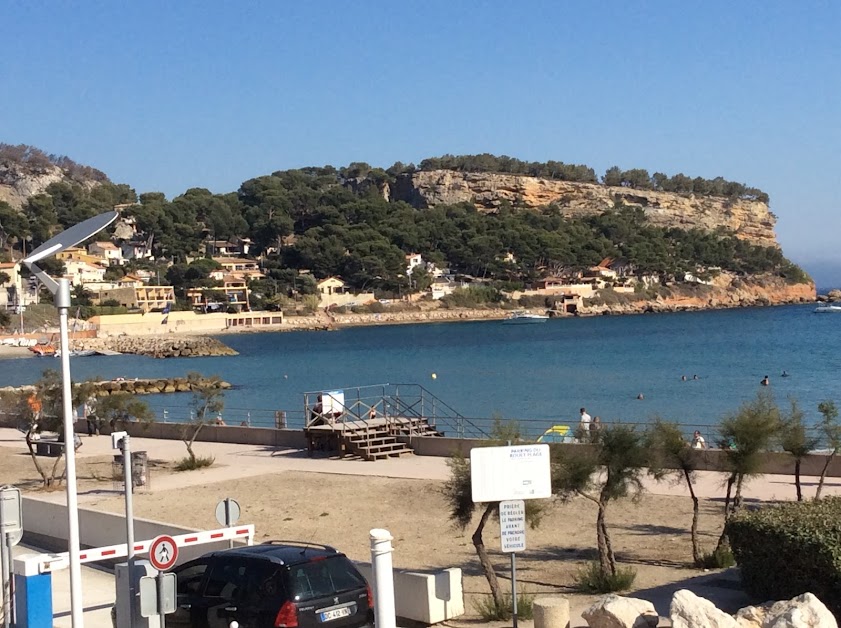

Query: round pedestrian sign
149;534;179;571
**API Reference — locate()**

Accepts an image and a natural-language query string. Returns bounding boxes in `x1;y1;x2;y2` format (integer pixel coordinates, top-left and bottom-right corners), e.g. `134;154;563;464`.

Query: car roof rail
262;540;339;553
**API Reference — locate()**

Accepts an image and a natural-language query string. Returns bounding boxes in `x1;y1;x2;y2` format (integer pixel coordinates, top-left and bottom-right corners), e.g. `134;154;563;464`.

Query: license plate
319;607;352;622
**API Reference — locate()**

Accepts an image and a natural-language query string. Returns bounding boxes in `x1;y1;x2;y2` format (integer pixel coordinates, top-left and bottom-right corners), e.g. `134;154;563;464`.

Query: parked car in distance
169;541;374;628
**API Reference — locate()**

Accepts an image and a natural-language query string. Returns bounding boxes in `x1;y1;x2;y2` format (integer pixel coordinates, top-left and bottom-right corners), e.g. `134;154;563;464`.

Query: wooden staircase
331;417;442;461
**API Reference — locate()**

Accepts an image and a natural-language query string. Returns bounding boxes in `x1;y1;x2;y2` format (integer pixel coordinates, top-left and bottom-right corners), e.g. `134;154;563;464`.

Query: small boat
503;311;549;324
54;350;97;358
814;304;841;313
29;344;56;356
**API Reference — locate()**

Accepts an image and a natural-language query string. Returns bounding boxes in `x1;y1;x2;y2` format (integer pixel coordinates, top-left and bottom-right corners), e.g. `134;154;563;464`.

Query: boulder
670;590;737;628
735;593;837;628
582;594;659;628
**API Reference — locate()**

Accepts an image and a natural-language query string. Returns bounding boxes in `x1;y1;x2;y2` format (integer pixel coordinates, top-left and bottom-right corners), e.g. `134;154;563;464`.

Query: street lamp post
23;210;119;628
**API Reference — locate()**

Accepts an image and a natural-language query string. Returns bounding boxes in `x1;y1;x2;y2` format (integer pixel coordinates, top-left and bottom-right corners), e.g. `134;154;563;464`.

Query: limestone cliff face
0;162;66;208
391;170;778;247
0;161;102;209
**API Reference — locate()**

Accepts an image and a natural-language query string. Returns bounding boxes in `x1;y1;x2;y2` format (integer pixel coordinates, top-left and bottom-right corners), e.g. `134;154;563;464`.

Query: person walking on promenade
691;430;707;449
84;396;99;436
577;407;591;442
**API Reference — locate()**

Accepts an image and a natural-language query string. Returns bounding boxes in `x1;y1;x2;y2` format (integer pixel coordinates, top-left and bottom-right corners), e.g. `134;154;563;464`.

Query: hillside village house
209;257;265;281
205;238;252;257
88;241;123;265
91;285;176;312
0;261;33;310
316;277;375;308
187;275;251;312
120;238;154;261
405;253;423;275
63;259;106;286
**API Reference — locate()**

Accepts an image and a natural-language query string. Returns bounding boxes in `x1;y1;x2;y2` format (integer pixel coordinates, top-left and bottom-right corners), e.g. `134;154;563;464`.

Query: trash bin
112;451;149;490
131;451;148;488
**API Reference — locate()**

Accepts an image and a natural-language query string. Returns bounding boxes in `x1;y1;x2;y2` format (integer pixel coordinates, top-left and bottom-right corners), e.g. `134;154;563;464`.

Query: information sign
470;444;551;503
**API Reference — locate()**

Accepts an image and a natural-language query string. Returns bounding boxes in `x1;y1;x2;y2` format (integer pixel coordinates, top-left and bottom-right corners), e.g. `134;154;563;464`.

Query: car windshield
287;556;366;602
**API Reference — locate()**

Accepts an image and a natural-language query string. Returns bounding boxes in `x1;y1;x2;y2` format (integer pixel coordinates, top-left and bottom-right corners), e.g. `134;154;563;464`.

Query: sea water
2;304;840;434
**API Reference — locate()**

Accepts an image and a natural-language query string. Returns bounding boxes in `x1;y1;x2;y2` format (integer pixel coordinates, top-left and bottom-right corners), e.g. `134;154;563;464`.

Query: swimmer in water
761;375;770;386
781;370;789;378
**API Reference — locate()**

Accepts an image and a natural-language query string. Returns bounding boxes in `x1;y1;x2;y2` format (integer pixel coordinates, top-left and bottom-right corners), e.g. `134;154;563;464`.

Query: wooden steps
305;415;442;461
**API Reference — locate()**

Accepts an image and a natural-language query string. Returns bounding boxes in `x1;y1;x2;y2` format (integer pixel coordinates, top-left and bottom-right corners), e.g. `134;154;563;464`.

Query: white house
64;260;106;287
88;241;124;265
405;253;423;276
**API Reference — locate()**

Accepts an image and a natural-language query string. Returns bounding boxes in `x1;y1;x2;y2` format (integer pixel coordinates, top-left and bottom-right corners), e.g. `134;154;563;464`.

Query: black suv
169;541;374;628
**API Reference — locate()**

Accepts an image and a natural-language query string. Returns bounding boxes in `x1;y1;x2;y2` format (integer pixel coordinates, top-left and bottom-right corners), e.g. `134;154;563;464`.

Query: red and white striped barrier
46;524;255;567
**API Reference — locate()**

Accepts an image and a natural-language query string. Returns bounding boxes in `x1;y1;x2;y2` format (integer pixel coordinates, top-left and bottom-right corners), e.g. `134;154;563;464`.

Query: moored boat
503;311;549;324
814;304;841;313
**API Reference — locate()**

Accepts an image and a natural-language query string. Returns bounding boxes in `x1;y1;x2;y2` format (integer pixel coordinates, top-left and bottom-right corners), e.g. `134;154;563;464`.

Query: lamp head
23;210;119;266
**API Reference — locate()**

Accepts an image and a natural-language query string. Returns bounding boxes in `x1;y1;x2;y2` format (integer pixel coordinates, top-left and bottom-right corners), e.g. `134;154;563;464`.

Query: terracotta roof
92;241;119;250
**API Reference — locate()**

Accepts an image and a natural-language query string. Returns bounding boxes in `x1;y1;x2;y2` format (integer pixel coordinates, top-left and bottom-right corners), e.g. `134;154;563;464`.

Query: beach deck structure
303;384;481;461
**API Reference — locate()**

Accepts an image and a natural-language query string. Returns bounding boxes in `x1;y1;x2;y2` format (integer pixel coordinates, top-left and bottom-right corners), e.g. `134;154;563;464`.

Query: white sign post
470;444;550;628
500;499;526;628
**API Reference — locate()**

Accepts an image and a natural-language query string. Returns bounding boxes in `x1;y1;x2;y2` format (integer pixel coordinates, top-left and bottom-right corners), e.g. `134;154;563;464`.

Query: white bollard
369;529;396;628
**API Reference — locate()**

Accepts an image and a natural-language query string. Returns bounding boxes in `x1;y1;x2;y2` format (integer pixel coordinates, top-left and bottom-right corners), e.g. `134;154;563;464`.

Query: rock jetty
92;377;232;396
0;376;231;397
71;335;238;358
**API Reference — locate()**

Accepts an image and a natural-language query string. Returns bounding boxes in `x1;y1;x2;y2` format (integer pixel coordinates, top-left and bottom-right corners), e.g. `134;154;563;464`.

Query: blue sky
2;1;839;282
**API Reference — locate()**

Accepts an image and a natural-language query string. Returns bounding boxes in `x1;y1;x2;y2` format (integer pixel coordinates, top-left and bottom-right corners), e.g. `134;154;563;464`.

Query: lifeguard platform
303;384;480;461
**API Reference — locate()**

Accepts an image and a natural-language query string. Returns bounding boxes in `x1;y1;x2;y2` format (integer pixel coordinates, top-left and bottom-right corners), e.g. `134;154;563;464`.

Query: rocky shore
70;335;238;358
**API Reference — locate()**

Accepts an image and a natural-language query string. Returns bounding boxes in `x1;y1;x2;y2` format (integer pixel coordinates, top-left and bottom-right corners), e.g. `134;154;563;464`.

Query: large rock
582;594;659;628
670;590;737;628
734;593;836;628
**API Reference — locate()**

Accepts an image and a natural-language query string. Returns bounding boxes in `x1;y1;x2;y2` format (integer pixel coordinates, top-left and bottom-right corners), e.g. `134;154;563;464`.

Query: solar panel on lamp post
22;210;119;628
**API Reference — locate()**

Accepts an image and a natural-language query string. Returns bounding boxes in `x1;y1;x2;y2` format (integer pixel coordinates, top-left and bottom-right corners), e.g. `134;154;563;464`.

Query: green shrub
728;497;841;617
441;285;506;309
696;545;735;569
175;455;215;471
574;561;636;593
472;588;535;621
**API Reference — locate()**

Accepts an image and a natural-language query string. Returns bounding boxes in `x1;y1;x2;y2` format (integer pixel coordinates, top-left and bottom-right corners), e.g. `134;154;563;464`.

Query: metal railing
302;383;489;438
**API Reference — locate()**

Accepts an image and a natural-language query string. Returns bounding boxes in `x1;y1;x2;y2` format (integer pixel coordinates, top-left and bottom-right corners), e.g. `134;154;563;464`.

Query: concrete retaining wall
397;436;841;477
22;495;231;565
82;420;308;449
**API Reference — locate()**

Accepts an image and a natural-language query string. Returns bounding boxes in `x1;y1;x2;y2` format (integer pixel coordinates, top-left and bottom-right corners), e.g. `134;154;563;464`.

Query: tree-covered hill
0;150;805;300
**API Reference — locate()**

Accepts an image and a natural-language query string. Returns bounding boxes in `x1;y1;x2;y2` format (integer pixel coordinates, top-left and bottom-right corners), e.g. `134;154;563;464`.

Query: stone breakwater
71;335;238;358
0;376;231;398
91;376;232;396
279;308;510;330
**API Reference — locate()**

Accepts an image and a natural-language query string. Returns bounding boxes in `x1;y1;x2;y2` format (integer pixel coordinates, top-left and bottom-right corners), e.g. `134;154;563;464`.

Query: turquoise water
2;304;840;433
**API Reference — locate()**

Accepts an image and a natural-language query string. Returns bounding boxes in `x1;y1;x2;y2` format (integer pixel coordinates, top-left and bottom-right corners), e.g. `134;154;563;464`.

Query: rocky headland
388;170;777;247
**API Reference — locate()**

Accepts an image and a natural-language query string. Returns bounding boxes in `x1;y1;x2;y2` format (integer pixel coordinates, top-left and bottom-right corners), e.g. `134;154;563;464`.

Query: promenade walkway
2;427;837;503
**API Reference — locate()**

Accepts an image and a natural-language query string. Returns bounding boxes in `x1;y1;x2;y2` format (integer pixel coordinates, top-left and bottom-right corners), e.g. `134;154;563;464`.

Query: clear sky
2;1;839;282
